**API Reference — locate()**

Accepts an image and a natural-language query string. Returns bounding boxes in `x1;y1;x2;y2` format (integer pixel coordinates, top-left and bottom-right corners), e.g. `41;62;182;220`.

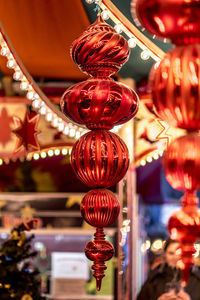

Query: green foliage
0;223;45;300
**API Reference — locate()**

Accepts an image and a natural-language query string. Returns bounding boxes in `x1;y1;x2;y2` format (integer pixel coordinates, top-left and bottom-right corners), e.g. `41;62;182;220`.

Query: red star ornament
13;112;40;152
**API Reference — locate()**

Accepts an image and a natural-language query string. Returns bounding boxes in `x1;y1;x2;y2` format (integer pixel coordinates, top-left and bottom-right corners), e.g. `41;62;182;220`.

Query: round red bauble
71;16;129;77
80;189;120;227
71;130;129;188
60;77;139;130
85;240;114;262
168;200;200;284
150;45;200;130
163;133;200;192
132;0;200;45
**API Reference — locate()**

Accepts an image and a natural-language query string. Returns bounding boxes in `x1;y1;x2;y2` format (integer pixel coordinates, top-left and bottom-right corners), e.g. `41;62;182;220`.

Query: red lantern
81;189;120;227
168;192;200;284
132;0;200;45
150;45;200;130
60;77;139;130
71;16;130;77
163;133;200;192
85;227;114;291
71;130;129;188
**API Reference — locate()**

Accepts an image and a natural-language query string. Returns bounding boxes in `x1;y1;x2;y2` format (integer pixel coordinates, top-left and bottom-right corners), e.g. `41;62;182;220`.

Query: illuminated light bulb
147;156;152;163
48;150;54;157
69;148;72;155
26;91;35;100
75;131;81;139
85;0;94;3
114;24;123;33
13;71;22;81
145;240;151;250
55;149;60;156
46;112;53;122
52;118;59;128
34;93;39;99
128;38;137;48
20;81;29;90
152;239;163;250
140;160;146;166
0;47;9;56
7;59;15;69
141;50;150;60
153;153;159;160
32;99;41;109
0;159;3;165
63;126;69;135
41;152;47;158
159;150;164;156
101;10;109;20
62;148;68;155
33;153;40;160
69;128;76;137
58;122;65;132
40;106;47;115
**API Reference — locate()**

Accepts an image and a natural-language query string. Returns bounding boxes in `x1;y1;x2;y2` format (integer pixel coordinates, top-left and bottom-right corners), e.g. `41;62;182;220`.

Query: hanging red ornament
81;189;120;227
85;227;114;291
150;45;200;130
13;111;40;152
71;129;129;188
71;16;130;77
163;133;200;192
132;0;200;45
168;191;200;285
60;77;139;130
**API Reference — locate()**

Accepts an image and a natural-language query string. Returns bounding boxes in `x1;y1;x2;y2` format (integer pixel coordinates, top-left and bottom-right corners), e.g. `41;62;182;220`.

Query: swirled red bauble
60;77;139;130
71;16;130;77
71;130;129;188
163;133;200;192
132;0;200;45
150;45;200;130
80;189;120;227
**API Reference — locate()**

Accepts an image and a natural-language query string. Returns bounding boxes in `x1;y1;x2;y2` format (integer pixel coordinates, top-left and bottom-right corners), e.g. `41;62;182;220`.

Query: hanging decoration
134;0;200;286
60;16;139;290
13;111;40;153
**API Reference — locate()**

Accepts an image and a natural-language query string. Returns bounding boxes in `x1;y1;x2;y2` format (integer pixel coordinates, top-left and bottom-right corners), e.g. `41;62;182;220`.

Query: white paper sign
51;252;89;280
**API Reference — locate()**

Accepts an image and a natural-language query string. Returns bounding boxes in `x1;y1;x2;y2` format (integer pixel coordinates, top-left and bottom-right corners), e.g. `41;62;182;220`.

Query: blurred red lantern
168;193;200;284
132;0;200;45
163;133;200;192
85;228;114;291
71;130;129;188
60;77;139;130
71;16;129;77
150;45;200;130
81;189;120;227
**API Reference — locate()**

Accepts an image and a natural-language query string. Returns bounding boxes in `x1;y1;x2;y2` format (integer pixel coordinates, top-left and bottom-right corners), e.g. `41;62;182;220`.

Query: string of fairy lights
0;1;167;166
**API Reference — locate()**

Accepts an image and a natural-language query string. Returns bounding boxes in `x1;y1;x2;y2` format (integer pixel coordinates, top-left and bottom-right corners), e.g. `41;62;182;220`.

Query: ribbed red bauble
71;130;129;188
85;228;114;291
60;77;139;130
168;192;200;284
132;0;200;45
150;45;200;130
71;16;129;77
163;133;200;192
81;189;120;227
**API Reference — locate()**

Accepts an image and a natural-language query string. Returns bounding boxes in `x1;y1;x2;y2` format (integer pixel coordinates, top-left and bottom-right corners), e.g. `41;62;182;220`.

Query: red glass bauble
85;228;114;291
81;189;120;227
60;77;139;130
150;45;200;130
71;16;129;77
163;133;200;192
168;193;200;284
132;0;200;45
71;130;129;188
